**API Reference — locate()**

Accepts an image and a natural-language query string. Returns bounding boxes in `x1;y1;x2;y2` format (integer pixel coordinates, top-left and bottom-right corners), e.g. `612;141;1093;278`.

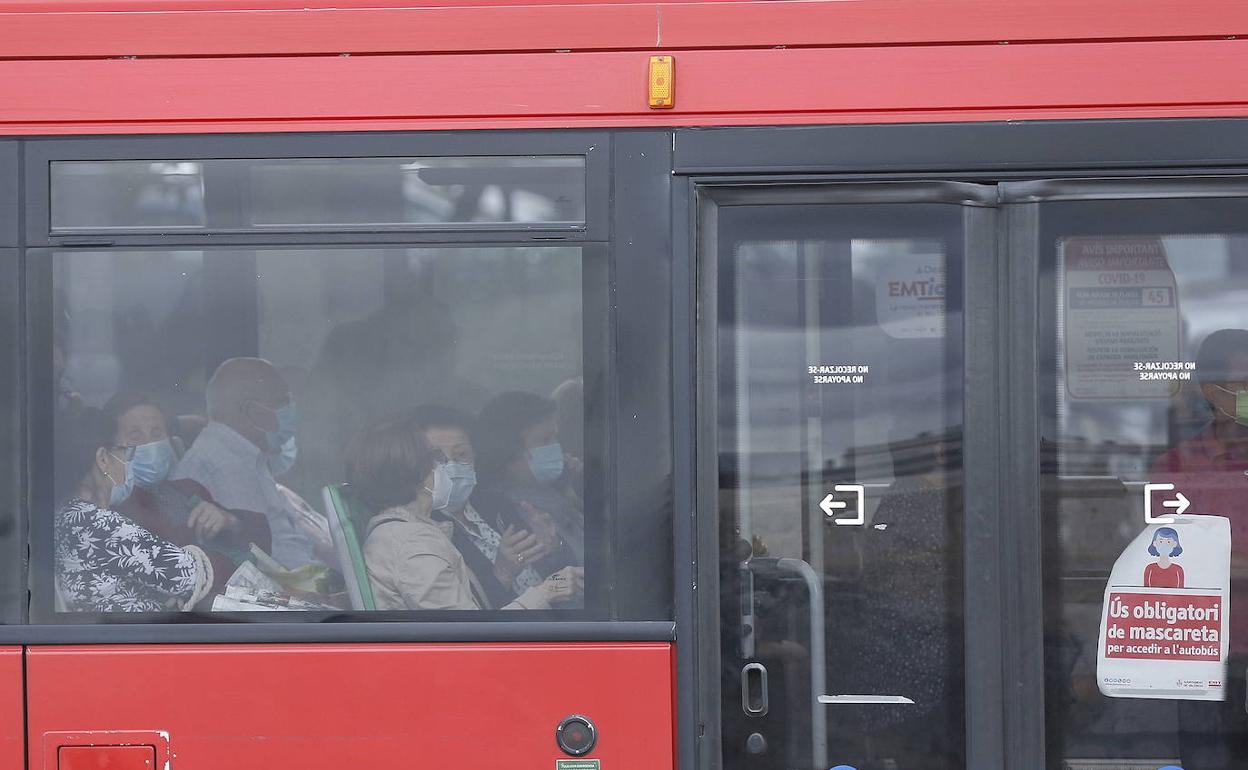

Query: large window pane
48;246;595;618
1042;198;1248;768
50;156;586;232
714;203;965;770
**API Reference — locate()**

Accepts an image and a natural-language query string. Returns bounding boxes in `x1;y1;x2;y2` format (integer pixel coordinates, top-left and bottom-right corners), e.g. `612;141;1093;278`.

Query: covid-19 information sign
1061;238;1181;399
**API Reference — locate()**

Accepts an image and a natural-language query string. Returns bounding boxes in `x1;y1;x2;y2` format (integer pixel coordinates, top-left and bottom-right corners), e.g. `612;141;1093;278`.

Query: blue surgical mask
266;402;298;453
267;436;298;477
424;463;453;511
105;452;135;507
131;439;175;489
528;443;564;483
439;462;477;513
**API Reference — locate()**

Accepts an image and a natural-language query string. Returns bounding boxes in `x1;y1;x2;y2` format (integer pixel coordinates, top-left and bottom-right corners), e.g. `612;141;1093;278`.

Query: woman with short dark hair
346;413;582;611
100;391;270;594
53;406;213;612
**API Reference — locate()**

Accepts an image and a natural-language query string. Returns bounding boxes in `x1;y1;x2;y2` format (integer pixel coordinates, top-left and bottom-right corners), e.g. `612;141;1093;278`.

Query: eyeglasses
108;445;138;461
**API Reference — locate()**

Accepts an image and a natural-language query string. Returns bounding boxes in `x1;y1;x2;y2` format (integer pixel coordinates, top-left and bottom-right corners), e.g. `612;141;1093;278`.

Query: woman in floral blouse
54;406;212;612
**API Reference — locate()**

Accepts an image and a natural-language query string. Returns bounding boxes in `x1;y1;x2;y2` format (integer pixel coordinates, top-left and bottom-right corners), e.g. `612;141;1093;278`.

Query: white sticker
1062;238;1181;399
875;253;946;339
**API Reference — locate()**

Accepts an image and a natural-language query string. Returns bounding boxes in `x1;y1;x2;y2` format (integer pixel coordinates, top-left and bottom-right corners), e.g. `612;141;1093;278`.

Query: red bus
4;2;1248;769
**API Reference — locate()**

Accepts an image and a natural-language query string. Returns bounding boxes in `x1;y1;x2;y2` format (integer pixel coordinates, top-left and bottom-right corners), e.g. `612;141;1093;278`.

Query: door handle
741;662;769;716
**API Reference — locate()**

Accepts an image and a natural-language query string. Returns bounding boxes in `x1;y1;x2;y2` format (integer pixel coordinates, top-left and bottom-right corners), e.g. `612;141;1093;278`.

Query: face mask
424;463;453;511
1213;385;1248;426
438;462;477;513
268;402;298;453
252;400;298;453
267;436;298;477
131;439;176;489
105;452;135;507
528;443;564;483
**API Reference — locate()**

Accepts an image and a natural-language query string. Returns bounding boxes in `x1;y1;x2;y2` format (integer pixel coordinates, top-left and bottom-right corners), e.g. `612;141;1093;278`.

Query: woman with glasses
53;404;214;612
102;392;271;596
346;412;582;611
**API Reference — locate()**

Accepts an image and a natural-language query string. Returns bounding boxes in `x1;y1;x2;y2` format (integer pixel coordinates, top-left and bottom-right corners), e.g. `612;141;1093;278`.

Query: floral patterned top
55;498;211;612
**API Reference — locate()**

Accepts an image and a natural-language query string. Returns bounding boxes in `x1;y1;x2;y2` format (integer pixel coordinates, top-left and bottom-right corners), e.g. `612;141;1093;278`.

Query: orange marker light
648;55;674;109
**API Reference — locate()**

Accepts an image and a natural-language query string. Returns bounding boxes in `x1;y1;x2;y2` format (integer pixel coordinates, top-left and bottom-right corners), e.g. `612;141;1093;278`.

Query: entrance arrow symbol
1161;491;1190;515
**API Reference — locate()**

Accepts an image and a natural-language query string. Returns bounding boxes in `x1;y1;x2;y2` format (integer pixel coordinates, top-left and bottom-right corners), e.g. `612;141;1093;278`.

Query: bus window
50;156;586;233
1040;196;1248;767
46;244;599;618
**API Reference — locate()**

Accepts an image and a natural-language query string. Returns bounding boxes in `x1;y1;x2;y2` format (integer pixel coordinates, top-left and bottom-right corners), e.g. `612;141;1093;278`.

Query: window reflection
50;156;586;231
716;212;965;770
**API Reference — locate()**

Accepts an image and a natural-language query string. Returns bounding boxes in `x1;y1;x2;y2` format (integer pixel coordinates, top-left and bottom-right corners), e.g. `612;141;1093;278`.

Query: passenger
102;391;271;593
173;357;330;570
53;407;213;612
1151;328;1248;768
346;414;582;611
473;392;586;573
409;405;552;607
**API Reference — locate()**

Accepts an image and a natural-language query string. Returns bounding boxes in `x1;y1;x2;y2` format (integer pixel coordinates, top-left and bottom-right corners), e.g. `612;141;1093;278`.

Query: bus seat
321;484;376;611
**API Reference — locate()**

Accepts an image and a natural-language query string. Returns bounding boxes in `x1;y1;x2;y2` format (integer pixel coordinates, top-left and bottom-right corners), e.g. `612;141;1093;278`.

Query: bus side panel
0;648;22;769
26;642;674;770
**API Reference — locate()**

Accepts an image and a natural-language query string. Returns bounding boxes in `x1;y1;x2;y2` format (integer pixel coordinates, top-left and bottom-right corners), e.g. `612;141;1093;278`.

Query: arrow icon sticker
820;484;865;526
1143;482;1190;524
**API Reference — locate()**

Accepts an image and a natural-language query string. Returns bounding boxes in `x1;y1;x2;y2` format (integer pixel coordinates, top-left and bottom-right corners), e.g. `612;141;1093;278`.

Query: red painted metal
3;39;1248;135
27;642;675;770
0;648;21;770
3;0;1248;59
59;746;155;770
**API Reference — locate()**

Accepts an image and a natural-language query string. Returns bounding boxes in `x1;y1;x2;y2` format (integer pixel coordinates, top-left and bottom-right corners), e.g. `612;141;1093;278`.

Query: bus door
697;183;992;770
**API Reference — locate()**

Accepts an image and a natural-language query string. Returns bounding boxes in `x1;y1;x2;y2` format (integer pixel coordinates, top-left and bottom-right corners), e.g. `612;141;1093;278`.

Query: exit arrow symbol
820;484;866;526
819;494;847;516
1162;491;1190;515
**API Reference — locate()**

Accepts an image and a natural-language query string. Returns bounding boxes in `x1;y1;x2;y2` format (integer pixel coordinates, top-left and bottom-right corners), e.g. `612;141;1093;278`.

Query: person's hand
188;500;240;542
495;525;553;584
518;502;563;552
563;453;584;476
540;566;584;605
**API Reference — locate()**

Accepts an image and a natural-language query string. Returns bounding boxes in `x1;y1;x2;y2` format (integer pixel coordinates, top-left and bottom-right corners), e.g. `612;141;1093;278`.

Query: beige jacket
363;503;551;611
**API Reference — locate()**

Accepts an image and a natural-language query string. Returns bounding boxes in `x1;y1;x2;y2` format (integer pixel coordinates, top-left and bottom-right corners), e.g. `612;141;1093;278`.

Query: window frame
9;128;677;644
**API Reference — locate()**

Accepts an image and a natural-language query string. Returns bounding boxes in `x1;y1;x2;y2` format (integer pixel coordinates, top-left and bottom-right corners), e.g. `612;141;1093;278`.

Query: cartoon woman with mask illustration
1144;527;1185;588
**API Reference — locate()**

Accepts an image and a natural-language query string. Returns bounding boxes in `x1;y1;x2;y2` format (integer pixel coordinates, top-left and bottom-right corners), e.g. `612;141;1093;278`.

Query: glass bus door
699;184;991;770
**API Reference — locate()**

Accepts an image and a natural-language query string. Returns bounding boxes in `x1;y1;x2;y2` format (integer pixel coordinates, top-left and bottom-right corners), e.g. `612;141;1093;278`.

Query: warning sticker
1061;237;1181;399
1097;516;1231;701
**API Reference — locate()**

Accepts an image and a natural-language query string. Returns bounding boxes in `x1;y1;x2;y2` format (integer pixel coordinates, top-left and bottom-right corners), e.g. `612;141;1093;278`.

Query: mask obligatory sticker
1097;516;1231;701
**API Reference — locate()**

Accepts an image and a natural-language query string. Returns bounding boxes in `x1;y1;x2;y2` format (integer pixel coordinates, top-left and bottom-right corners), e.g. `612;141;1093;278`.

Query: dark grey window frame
0;142;17;247
8;128;676;644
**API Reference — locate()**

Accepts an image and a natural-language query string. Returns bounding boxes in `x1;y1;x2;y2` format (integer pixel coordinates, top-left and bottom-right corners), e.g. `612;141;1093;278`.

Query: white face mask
424;463;453;511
